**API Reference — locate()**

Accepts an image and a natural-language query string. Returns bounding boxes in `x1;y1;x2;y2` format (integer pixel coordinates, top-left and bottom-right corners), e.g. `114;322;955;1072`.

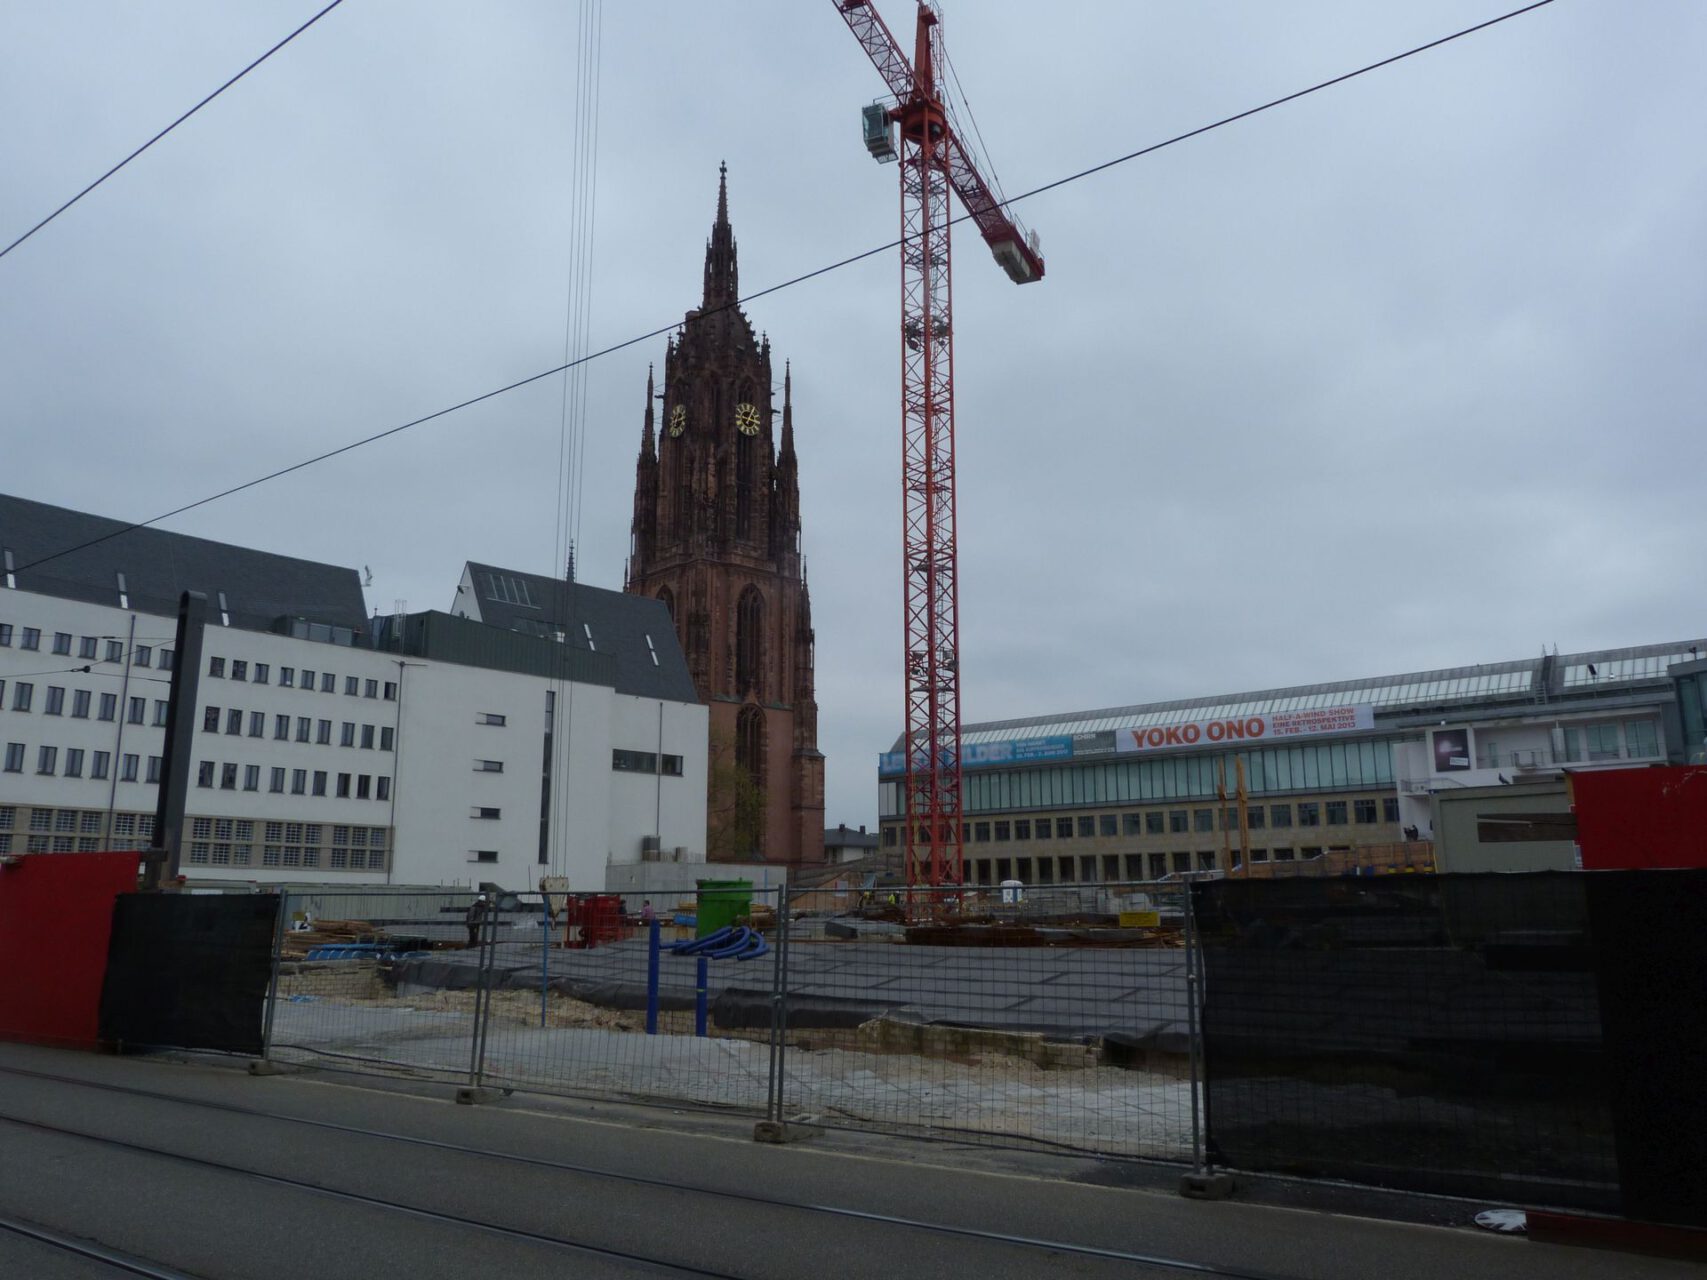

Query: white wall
0;587;709;891
603;859;781;896
607;693;707;864
392;655;574;889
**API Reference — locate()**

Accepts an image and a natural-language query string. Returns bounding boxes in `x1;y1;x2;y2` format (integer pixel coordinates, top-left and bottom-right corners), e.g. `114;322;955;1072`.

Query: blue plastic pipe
669;926;734;956
646;918;661;1035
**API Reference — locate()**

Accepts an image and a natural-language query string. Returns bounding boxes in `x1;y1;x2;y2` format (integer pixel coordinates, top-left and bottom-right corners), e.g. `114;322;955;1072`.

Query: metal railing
250;880;1206;1164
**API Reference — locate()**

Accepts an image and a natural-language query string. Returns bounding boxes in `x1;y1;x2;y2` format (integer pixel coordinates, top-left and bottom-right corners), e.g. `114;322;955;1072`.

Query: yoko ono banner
878;705;1375;776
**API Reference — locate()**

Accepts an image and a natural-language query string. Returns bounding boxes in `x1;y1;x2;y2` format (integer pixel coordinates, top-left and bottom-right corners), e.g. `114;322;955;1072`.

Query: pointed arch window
657;586;676;622
735;587;765;697
736;704;766;788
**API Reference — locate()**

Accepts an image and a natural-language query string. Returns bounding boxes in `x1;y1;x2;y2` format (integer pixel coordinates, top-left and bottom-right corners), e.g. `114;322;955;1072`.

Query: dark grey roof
379;610;619;690
461;561;698;704
825;825;880;849
0;492;368;633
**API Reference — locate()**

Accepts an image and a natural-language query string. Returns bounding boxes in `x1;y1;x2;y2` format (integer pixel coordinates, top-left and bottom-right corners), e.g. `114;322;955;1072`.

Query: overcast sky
3;1;1704;829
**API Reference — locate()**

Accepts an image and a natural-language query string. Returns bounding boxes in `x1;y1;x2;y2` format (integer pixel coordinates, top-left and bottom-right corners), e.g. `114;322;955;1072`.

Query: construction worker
465;894;489;948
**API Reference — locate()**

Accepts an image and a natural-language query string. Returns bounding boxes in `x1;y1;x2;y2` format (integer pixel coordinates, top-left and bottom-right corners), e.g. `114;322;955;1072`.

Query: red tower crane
834;1;1044;895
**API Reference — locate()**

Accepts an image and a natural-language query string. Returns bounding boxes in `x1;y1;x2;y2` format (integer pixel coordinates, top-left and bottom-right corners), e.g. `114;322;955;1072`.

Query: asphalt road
0;1042;1693;1280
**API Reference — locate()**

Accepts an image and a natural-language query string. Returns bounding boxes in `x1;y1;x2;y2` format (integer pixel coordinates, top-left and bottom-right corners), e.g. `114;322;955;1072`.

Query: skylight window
483;573;536;608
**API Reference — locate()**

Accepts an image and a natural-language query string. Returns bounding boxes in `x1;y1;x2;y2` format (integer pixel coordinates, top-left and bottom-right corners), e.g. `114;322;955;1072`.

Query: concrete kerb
752;1118;818;1144
1180;1171;1235;1200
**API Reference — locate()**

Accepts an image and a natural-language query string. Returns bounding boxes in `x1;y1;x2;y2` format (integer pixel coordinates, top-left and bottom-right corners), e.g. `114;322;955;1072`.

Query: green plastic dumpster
696;879;754;938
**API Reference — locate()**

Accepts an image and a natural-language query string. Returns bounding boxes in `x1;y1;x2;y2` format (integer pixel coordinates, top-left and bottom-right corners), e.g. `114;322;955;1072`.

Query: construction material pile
279;918;380;960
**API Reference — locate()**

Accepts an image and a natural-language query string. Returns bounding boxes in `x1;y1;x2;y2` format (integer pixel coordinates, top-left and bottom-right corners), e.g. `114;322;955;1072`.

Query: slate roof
459;561;698;704
825;824;880;850
0;492;368;633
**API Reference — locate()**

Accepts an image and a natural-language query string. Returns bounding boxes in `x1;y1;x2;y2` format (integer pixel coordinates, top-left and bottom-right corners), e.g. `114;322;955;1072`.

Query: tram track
0;1108;746;1279
0;1061;1285;1280
0;1211;204;1279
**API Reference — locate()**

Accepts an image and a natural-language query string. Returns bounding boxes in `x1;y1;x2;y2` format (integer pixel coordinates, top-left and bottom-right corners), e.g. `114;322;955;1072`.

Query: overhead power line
0;0;346;263
12;0;1555;578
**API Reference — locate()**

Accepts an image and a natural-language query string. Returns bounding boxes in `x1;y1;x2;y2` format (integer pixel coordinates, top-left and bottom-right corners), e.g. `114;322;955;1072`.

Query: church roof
459;561;698;704
0;491;368;633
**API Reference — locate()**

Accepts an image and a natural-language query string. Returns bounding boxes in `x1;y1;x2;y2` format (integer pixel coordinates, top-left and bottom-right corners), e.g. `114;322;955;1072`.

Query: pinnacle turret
702;161;738;309
640;363;656;460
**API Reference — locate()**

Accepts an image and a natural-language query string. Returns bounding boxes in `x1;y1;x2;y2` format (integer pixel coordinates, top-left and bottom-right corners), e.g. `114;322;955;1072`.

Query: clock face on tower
735;402;760;436
668;405;687;438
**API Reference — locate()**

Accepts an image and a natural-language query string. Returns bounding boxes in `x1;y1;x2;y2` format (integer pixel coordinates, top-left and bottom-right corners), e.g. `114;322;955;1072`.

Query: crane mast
835;1;1043;900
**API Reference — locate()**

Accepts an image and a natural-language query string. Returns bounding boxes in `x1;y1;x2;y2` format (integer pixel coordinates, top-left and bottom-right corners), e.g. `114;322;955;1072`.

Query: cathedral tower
627;166;825;866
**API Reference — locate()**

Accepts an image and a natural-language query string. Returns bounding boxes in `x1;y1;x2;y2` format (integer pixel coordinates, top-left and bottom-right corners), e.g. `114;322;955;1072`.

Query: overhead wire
0;0;347;263
8;0;1557;579
545;0;605;879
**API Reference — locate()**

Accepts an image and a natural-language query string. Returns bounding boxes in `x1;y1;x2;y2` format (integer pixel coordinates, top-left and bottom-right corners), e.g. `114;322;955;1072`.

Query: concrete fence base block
247;1059;296;1076
1179;1172;1234;1200
753;1120;815;1144
455;1086;503;1106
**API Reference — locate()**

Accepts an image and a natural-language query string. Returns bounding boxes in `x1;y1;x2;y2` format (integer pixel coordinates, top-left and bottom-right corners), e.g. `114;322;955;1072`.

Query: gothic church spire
702;161;738;309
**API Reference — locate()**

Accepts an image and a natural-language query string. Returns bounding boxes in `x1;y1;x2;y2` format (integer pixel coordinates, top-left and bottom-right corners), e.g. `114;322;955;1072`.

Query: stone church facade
626;167;825;866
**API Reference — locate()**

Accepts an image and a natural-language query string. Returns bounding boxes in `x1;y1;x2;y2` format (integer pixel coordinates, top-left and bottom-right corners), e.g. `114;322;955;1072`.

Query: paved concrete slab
392;935;1195;1052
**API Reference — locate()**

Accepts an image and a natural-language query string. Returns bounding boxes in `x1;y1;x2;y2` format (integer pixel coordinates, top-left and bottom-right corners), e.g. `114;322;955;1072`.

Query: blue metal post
646;917;661;1035
540;907;549;1029
695;955;708;1037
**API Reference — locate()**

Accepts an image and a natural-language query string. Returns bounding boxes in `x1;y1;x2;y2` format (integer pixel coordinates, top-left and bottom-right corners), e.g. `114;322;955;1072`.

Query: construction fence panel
774;881;1196;1159
265;888;491;1083
101;891;278;1056
462;888;783;1113
1193;872;1631;1212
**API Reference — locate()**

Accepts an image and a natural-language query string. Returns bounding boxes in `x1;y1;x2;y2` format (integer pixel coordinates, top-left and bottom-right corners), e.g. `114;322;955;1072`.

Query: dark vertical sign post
142;591;207;891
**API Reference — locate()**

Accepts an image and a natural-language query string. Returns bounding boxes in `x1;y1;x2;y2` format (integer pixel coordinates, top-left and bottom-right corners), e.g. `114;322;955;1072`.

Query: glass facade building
879;639;1707;885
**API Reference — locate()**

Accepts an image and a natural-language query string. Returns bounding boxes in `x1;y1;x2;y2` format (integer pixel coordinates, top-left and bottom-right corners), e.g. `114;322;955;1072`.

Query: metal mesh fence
469;888;784;1113
774;882;1197;1159
264;888;489;1083
261;885;789;1113
254;880;1201;1159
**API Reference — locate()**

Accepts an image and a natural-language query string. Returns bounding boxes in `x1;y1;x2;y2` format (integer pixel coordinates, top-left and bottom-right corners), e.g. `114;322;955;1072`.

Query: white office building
0;494;707;890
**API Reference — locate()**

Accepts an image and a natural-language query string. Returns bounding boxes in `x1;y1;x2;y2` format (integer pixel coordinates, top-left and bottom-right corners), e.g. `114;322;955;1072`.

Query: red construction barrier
1571;766;1707;870
0;852;139;1049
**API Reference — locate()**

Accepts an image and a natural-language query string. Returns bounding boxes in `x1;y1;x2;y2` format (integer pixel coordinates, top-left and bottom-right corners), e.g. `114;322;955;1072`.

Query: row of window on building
194;760;392;801
2;681;168;725
883;796;1401;846
965;846;1340;885
0;805;387;870
202;705;395;750
611;749;686;775
928;738;1403;818
206;655;397;701
0;804;128;851
182;816;390;870
4;741;161;781
0;624;173;669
